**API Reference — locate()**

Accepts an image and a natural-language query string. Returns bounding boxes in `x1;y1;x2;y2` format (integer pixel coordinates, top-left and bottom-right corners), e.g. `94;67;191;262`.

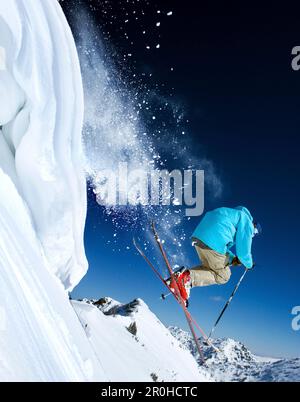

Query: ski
133;238;169;287
150;222;222;358
133;236;205;363
133;232;220;355
150;222;220;353
133;239;185;305
134;223;220;361
133;233;220;355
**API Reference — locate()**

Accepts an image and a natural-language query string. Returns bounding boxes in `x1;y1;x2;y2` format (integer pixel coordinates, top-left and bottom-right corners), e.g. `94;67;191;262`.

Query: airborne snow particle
146;46;150;50
156;22;161;27
156;44;160;49
167;11;173;16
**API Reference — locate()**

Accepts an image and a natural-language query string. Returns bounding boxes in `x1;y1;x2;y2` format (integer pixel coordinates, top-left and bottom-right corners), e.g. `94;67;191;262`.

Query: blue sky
66;1;300;357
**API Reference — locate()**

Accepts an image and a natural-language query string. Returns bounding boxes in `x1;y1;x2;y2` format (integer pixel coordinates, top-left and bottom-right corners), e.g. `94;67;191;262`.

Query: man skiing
168;206;262;305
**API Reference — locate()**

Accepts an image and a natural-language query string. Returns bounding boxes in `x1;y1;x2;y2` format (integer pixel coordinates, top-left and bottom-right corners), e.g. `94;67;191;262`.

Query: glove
231;256;242;267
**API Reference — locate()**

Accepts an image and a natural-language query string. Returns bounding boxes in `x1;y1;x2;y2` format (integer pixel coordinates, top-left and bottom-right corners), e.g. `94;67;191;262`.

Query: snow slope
72;298;210;382
0;0;104;381
0;0;87;290
170;327;300;382
0;170;106;381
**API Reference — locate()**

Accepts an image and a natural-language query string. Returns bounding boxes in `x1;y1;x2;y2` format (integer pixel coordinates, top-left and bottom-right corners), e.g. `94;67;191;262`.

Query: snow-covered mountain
72;298;210;382
169;327;300;382
0;0;103;382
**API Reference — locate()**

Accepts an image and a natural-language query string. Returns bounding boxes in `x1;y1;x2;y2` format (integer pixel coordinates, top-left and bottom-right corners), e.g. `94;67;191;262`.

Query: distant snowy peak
258;358;300;382
169;326;300;382
170;325;255;366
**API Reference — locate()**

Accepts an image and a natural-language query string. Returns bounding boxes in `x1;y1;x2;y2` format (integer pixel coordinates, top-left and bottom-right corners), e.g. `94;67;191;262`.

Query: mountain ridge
169;326;300;382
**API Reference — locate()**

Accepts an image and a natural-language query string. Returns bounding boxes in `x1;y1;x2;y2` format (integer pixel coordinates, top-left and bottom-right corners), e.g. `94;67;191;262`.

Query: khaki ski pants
190;245;231;287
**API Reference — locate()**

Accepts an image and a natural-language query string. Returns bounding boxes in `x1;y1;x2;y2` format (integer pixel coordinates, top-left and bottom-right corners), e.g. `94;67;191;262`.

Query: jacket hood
234;206;253;221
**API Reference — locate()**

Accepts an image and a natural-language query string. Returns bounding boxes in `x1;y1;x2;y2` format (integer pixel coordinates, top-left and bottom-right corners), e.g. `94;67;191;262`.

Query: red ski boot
167;268;192;307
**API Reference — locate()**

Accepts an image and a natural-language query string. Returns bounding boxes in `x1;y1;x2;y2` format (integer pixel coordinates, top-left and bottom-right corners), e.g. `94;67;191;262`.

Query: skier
168;206;262;305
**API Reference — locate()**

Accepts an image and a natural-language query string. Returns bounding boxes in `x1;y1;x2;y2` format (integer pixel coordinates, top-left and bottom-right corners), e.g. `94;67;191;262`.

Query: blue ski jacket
192;206;254;269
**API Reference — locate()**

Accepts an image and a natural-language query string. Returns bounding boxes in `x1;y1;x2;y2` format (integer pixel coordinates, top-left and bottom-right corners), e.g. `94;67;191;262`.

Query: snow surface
0;0;101;382
72;298;210;382
0;169;106;381
0;0;87;291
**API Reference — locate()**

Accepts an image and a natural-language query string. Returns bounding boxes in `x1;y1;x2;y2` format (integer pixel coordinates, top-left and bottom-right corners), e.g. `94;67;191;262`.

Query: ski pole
160;292;172;300
207;267;248;341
